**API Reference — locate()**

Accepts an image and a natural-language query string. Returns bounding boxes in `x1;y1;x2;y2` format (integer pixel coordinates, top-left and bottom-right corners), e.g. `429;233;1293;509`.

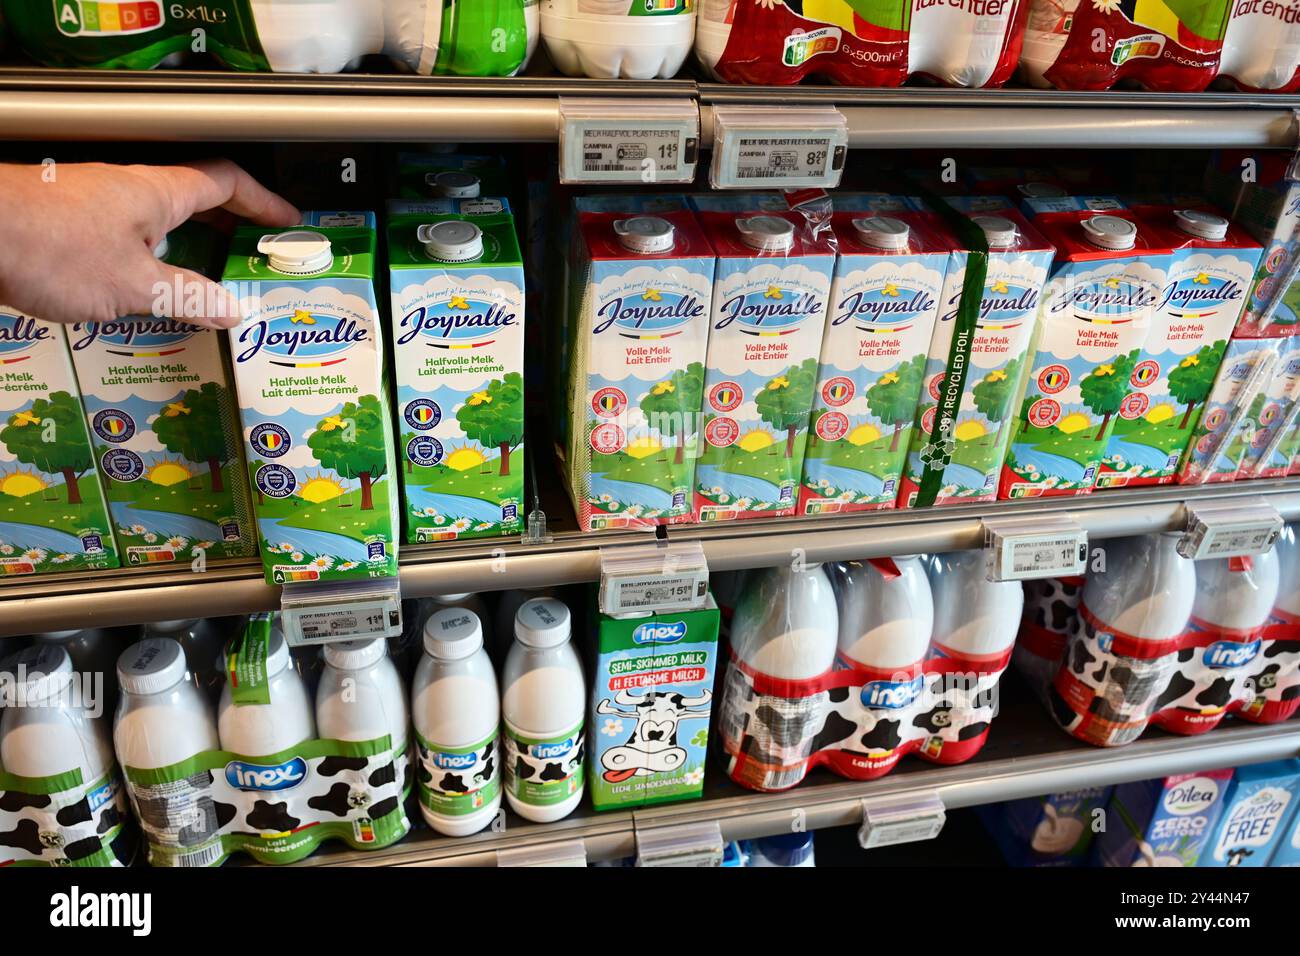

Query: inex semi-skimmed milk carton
69;223;256;566
1096;206;1262;488
388;198;525;543
800;195;952;516
691;195;836;521
224;212;399;585
0;310;118;575
564;202;716;531
1001;206;1171;499
899;202;1053;508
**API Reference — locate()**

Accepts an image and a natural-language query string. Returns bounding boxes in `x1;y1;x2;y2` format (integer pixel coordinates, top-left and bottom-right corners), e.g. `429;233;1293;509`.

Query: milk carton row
0;203;527;585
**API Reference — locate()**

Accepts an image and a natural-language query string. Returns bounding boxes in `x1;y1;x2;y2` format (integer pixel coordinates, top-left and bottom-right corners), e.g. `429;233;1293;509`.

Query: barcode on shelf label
859;813;946;849
602;571;709;616
561;122;697;184
282;600;401;646
1184;522;1281;560
636;821;724;867
997;533;1089;581
858;793;947;850
714;130;847;189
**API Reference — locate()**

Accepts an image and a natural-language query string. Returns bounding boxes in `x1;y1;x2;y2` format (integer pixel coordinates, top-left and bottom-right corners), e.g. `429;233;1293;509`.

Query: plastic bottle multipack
1019;0;1233;91
718;555;1019;792
2;0;538;75
1217;1;1300;92
542;0;695;79
0;644;130;866
697;0;1028;88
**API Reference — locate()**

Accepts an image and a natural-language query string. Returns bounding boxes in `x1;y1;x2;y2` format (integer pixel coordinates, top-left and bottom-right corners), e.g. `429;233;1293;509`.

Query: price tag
497;840;588;868
858;793;946;850
559;97;699;185
984;516;1088;582
1179;498;1284;560
280;577;403;646
636;820;724;867
710;105;848;190
599;541;710;617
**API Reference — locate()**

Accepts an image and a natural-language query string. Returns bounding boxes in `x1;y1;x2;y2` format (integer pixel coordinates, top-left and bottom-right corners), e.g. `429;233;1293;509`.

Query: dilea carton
899;202;1053;508
1236;334;1300;479
0;311;118;575
1093;206;1261;488
587;597;719;811
563;203;716;531
1095;769;1233;867
387;198;525;543
799;195;953;516
223;212;400;585
690;196;836;521
1000;207;1171;499
68;223;256;566
1200;759;1300;867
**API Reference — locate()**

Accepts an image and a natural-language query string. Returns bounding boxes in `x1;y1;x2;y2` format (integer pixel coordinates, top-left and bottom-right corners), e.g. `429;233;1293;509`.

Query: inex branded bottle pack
718;554;1021;792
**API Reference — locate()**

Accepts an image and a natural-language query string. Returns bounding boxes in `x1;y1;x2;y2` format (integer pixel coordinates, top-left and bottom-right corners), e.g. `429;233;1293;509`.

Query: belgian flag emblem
827;382;849;403
1133;364;1157;385
102;415;127;437
1041;369;1065;391
599;393;620;413
412;405;435;425
259;431;283;452
716;387;735;407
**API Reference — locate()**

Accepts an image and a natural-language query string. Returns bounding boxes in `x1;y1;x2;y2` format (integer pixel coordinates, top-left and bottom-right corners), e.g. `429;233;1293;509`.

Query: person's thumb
142;261;245;330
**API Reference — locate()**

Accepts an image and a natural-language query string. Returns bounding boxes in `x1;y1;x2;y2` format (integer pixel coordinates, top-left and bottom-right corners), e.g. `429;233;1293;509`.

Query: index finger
160;159;300;227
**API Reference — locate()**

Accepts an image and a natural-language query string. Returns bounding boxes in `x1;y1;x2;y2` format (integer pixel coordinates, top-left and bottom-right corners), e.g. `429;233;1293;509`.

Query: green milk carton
68;222;256;566
588;596;719;811
223;212;400;585
388;198;525;543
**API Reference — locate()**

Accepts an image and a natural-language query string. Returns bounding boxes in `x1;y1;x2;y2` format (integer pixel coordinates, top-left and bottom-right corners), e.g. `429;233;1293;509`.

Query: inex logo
397;297;517;349
55;1;165;37
69;319;196;357
593;290;705;338
632;621;687;644
0;312;51;362
1161;274;1243;315
1163;777;1221;815
531;739;574;760
434;751;478;770
235;310;367;367
1050;276;1158;323
716;287;823;333
860;675;924;710
834;283;935;329
1203;639;1261;669
225;757;308;792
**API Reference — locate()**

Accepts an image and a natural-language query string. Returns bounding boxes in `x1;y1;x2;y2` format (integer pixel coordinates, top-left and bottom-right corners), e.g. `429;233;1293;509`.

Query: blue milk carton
984;786;1113;867
1095;769;1233;867
1200;759;1300;867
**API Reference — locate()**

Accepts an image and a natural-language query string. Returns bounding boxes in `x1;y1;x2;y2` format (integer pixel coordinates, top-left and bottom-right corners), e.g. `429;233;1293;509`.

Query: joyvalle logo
235;309;367;368
593;289;705;340
69;319;197;357
716;286;823;335
1160;274;1243;318
835;280;934;331
1050;275;1158;323
397;295;517;350
0;312;51;364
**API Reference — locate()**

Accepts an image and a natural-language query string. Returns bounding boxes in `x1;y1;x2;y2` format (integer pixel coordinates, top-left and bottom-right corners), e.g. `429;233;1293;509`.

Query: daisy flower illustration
601;718;624;737
338;561;359;571
52;553;75;564
310;555;334;570
290;551;305;562
278;542;295;552
130;524;147;535
434;515;447;525
684;767;704;786
193;541;214;551
624;504;643;517
143;533;158;543
0;544;12;555
474;522;493;531
166;536;188;550
451;517;472;532
22;548;47;563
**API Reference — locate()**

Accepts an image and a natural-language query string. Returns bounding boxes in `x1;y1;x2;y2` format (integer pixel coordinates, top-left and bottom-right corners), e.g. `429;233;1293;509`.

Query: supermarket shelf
297;683;1300;867
2;477;1298;635
0;69;1295;147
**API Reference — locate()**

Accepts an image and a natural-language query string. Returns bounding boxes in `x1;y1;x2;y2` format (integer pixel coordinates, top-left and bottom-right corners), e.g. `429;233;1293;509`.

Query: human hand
0;160;299;329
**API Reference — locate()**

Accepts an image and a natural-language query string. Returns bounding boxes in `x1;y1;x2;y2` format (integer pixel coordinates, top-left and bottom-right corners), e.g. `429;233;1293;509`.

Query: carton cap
853;216;910;251
973;215;1018;249
1081;215;1137;251
736;215;795;252
1174;209;1229;241
1017;182;1067;199
423;607;484;661
514;597;571;648
613;216;676;254
417;220;484;263
428;170;481;199
258;230;334;275
116;638;187;696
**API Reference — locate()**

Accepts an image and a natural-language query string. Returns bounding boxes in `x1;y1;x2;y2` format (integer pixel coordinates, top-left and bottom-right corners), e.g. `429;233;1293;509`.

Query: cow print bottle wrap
719;644;1011;792
415;731;499;821
1015;575;1084;703
0;768;130;867
503;723;585;808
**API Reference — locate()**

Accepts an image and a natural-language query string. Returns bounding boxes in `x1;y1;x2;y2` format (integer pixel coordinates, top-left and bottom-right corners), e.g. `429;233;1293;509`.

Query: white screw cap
853;216;911;251
323;637;387;671
613;216;676;255
117;638;188;696
736;215;795;253
1017;182;1067;199
429;171;481;198
1174;209;1229;241
1081;215;1138;251
514;597;571;649
1;644;72;705
417;220;484;263
423;607;484;661
258;230;334;275
973;215;1018;249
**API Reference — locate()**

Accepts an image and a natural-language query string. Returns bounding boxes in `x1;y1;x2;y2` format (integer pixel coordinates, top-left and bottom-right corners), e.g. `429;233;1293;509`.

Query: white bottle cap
116;638;188;696
146;619;199;634
1;644;73;705
613;216;676;255
423;606;484;661
434;593;474;604
322;637;387;671
853;216;910;251
33;629;83;642
1081;215;1137;251
417;220;484;263
153;236;171;260
514;597;570;648
261;624;292;678
973;215;1018;249
1174;209;1229;241
736;215;795;252
428;170;481;198
1017;182;1067;198
257;230;334;275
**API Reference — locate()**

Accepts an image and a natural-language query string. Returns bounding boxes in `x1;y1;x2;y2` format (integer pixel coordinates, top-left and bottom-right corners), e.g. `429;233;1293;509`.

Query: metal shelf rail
3;477;1298;634
298;690;1300;867
0;69;1295;148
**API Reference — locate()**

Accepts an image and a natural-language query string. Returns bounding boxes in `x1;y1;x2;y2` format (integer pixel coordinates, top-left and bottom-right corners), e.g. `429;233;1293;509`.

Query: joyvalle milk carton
562;200;716;531
224;212;399;585
0;311;118;575
1236;335;1300;479
900;202;1053;507
68;223;256;565
1001;204;1171;499
388;198;525;543
799;195;952;516
1096;206;1261;488
690;194;836;521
